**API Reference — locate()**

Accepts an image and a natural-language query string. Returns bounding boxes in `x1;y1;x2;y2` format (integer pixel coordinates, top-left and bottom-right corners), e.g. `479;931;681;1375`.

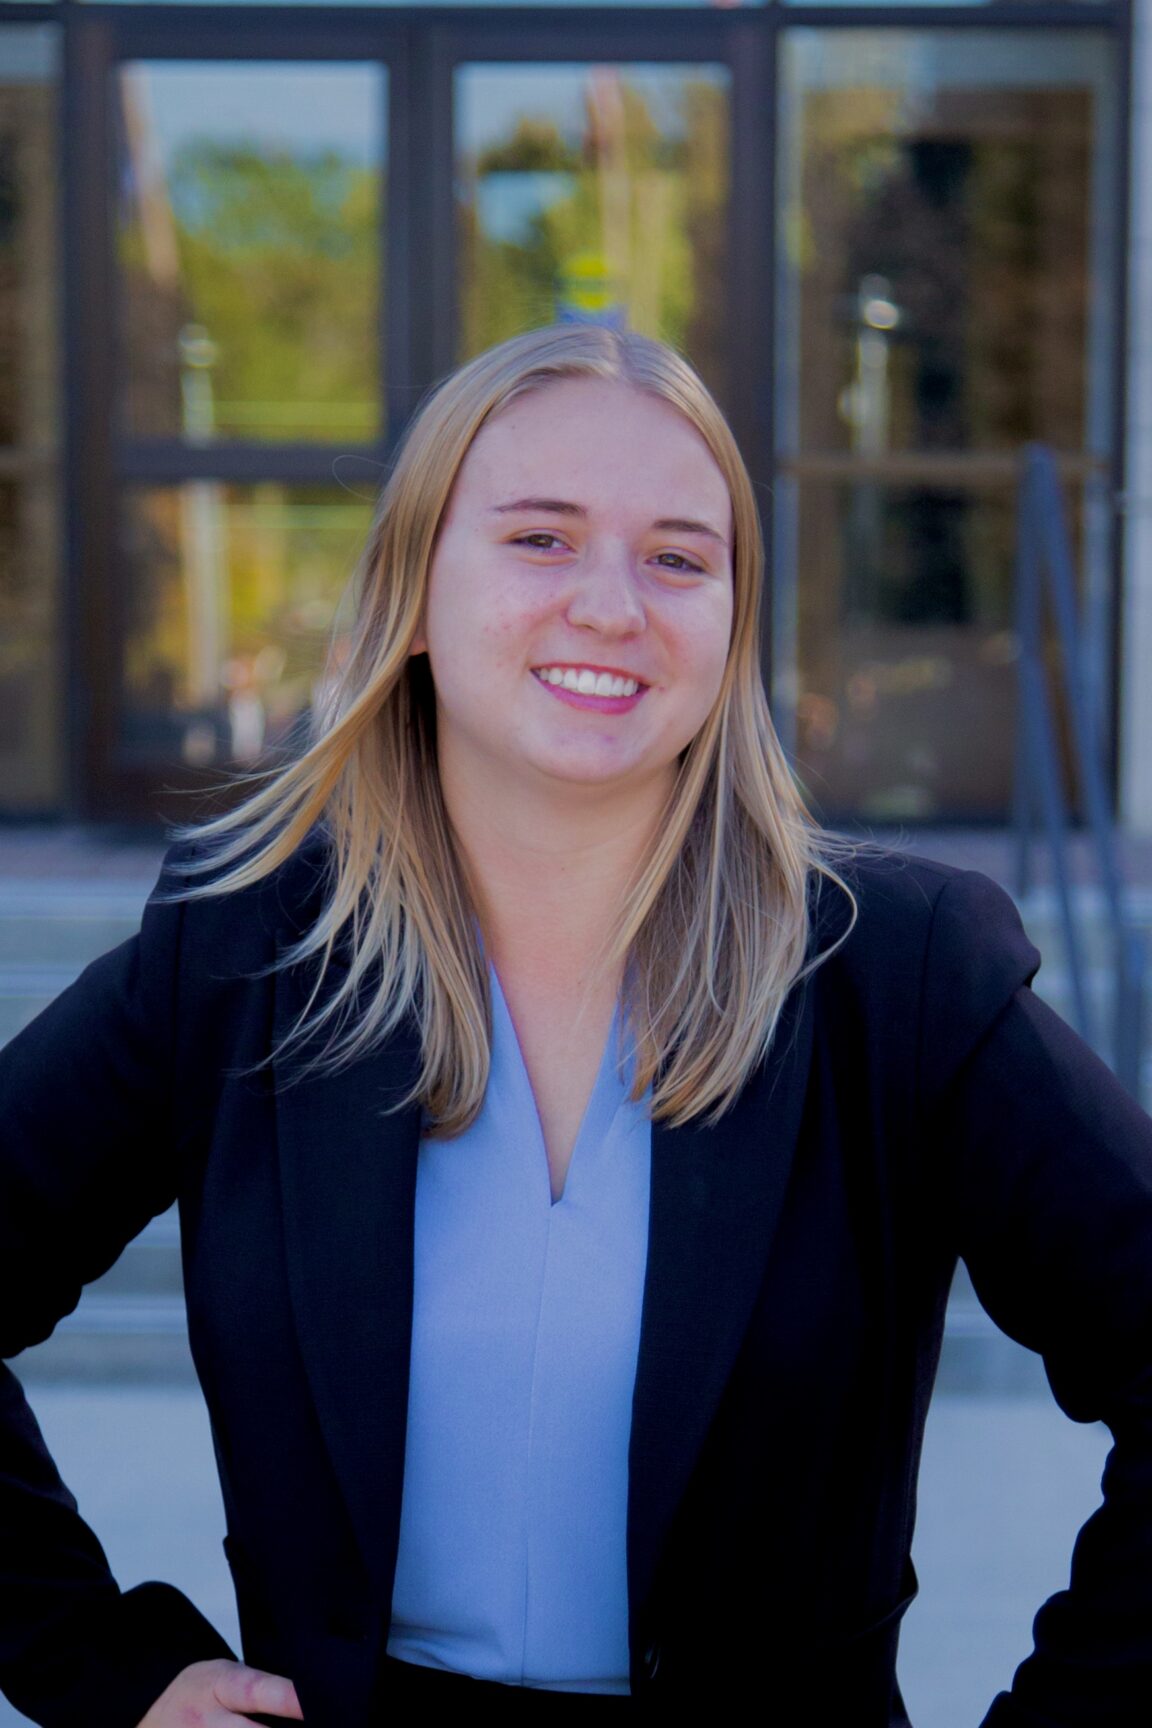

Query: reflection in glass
786;478;1090;823
779;33;1116;458
776;33;1117;822
0;26;63;812
457;64;730;404
119;484;373;768
117;63;385;444
0;478;61;810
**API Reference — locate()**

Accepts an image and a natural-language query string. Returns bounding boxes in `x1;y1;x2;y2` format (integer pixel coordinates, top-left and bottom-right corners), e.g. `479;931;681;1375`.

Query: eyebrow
489;496;728;545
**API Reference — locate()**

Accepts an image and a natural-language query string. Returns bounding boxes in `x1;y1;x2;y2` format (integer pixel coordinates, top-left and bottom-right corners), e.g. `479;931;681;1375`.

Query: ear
408;621;428;656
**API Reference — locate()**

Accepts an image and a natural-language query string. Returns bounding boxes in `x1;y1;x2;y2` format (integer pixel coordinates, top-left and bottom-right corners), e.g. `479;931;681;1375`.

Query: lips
531;665;648;715
531;665;647;699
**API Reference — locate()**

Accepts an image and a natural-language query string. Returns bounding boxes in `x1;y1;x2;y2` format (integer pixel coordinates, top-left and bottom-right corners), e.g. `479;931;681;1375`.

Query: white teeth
535;667;641;698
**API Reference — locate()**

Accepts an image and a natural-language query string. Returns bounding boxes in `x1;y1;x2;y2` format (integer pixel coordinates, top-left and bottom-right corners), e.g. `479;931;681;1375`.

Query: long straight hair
165;324;864;1132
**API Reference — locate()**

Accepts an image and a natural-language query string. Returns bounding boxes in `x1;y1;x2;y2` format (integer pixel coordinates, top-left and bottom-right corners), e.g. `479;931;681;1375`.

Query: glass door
454;60;732;406
114;59;384;781
775;29;1121;824
0;24;62;815
434;15;768;469
73;12;763;821
71;16;402;821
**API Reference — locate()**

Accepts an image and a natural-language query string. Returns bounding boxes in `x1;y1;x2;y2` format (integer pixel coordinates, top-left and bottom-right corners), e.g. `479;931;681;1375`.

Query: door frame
64;4;772;822
59;0;1130;826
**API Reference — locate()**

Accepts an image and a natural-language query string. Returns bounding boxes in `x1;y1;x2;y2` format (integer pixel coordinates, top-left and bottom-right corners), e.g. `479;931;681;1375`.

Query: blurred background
1;5;1149;829
1;0;1150;1720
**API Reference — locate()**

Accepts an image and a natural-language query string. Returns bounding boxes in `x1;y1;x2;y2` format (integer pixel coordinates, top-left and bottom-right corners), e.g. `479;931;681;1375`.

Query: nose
565;543;646;637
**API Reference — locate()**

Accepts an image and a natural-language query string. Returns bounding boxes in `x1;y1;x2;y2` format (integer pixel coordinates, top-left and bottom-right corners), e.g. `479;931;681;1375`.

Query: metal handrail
1012;443;1147;1099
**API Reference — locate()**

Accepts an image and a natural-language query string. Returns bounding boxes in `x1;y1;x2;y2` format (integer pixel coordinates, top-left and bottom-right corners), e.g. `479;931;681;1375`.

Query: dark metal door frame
64;9;414;819
419;12;777;666
57;0;1130;825
63;4;775;822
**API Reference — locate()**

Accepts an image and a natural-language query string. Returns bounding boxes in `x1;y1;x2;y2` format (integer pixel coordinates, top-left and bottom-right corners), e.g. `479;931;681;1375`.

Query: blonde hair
165;323;865;1132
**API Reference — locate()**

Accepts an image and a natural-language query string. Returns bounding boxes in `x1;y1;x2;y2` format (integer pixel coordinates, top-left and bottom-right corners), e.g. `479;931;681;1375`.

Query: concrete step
10;1219;1048;1391
0;895;145;967
1029;967;1144;1031
0;882;149;1041
0;971;78;1044
1014;891;1152;976
13;1207;193;1384
937;1265;1049;1395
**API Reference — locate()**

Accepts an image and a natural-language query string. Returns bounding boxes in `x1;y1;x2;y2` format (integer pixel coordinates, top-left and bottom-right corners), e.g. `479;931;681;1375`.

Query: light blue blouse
385;966;653;1692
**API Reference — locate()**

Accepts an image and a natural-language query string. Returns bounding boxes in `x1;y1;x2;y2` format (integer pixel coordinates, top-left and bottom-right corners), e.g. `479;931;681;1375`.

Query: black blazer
3;834;1152;1728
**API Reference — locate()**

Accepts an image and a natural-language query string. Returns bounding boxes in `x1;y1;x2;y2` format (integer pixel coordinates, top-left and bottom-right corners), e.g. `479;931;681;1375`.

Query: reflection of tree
122;141;380;441
796;86;1091;630
0;81;63;809
0;132;21;447
461;118;567;350
678;79;727;401
799;88;1090;460
791;81;1095;821
459;76;729;405
478;119;578;174
122;485;370;765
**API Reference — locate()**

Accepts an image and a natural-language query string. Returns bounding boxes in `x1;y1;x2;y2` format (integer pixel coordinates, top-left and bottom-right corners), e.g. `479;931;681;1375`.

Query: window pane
775;32;1118;823
778;32;1117;458
0;25;63;814
783;475;1096;824
117;63;385;444
456;64;731;407
118;483;373;769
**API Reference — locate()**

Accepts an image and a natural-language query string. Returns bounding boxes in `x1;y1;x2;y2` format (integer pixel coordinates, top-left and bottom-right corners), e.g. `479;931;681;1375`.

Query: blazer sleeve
919;869;1152;1727
0;859;236;1728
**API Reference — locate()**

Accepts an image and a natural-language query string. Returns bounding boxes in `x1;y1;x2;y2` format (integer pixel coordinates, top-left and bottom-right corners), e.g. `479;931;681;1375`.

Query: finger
216;1718;299;1728
212;1665;305;1720
227;1716;306;1728
209;1717;293;1728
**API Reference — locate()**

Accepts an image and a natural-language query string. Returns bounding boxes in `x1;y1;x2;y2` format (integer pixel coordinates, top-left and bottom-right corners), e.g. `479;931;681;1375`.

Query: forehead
451;376;732;526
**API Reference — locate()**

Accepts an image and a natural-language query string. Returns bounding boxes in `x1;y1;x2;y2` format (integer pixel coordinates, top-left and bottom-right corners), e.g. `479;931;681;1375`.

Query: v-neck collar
271;836;823;1632
487;962;632;1208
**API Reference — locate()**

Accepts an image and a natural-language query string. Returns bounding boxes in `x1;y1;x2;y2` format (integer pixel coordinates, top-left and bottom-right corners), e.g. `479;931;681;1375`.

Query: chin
530;750;670;792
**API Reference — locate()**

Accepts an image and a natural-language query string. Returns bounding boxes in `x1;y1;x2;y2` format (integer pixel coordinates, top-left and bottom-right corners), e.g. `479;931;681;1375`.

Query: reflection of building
0;0;1143;829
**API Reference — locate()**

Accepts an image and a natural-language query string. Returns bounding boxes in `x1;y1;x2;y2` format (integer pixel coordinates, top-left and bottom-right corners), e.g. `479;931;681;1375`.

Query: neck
439;756;673;996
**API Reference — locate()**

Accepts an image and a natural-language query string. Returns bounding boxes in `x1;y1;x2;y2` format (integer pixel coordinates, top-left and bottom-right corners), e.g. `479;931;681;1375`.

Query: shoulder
146;821;334;973
809;842;1037;964
805;841;1043;1098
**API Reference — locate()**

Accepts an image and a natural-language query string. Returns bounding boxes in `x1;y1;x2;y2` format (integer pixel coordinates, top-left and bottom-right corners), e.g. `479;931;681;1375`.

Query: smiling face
411;376;735;813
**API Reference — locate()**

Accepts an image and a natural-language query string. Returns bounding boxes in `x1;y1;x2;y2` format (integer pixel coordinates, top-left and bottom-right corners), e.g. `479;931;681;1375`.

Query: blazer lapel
269;855;830;1623
272;945;423;1602
627;971;816;1619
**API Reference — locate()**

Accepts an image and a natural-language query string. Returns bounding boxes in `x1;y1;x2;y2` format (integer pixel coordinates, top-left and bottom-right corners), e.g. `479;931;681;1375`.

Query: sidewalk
0;1380;1110;1728
0;825;166;885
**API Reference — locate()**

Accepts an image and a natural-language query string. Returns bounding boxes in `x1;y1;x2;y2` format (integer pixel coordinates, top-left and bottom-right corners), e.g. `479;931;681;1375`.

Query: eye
653;551;706;575
510;532;568;552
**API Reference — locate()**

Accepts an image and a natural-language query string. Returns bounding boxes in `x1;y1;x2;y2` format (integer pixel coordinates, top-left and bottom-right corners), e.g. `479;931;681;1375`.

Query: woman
3;323;1152;1728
